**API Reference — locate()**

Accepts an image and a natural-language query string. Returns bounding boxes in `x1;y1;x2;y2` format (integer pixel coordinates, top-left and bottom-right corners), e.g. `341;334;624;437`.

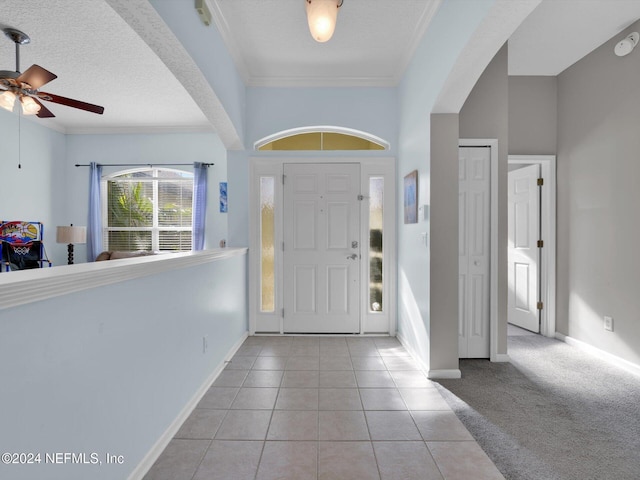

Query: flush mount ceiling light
614;32;639;57
306;0;343;43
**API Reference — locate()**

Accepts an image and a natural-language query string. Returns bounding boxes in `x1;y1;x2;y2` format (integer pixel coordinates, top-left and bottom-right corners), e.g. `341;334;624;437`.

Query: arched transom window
256;128;388;151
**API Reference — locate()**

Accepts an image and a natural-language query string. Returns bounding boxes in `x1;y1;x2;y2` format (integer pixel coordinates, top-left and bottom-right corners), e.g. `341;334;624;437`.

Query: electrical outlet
604;316;613;332
203;335;209;353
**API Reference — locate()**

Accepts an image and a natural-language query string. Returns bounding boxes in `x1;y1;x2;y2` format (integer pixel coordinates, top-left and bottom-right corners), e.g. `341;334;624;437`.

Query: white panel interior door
283;163;360;333
508;164;540;333
459;147;490;358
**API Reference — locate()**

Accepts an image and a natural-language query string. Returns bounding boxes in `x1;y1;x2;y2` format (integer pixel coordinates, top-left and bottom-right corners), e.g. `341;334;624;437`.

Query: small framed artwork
404;170;418;224
219;182;228;213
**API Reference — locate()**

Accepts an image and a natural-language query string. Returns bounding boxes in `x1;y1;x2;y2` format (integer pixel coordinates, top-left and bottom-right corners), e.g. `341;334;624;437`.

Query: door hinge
282;308;285;318
282;174;286;184
282;241;285;251
537;178;544;186
537;301;543;310
537;240;544;248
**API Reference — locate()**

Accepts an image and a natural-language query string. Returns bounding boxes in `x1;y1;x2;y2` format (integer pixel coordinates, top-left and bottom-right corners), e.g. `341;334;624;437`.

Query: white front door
508;164;540;333
283;163;361;333
458;147;491;358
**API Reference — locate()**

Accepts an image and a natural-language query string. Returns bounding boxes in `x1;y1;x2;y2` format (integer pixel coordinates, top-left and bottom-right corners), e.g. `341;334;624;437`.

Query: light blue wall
150;0;246;145
397;0;494;369
0;112;227;267
0;110;67;262
0;253;248;480
226;149;249;247
247;87;398;153
224;87;399;247
64;132;228;263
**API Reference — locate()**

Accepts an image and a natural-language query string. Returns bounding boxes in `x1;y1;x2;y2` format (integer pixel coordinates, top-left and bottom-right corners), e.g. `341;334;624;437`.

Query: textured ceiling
0;0;210;134
2;1;640;134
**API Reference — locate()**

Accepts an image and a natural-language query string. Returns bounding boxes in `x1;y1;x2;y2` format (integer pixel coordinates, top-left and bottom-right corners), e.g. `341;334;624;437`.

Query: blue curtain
87;162;103;261
192;162;208;251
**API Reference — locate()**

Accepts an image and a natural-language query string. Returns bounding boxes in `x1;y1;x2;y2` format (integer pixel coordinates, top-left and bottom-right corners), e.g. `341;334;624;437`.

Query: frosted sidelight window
369;177;384;312
260;177;276;312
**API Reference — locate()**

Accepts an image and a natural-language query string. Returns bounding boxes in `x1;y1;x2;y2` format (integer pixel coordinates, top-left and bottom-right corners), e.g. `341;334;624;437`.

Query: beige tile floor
144;336;504;480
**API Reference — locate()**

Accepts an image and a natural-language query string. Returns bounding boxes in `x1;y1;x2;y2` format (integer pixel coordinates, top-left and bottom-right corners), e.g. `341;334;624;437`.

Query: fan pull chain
18;108;22;169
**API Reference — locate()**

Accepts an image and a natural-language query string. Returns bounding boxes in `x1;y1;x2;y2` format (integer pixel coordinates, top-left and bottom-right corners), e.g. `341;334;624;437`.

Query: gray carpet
434;331;640;480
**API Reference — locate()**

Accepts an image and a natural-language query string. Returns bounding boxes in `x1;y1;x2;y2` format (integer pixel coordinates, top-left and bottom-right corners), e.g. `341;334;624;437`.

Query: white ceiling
1;0;640;133
509;0;640;75
208;0;441;87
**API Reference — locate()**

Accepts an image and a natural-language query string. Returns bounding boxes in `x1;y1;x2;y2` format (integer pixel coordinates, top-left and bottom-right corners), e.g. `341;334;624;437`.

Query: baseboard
396;333;462;379
427;369;462;379
396;332;429;372
491;353;510;363
128;331;249;480
555;333;640;378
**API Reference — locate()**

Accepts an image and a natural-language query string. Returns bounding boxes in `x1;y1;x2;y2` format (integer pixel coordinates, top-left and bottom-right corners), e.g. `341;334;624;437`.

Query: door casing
459;139;501;361
458;146;491;358
508;155;556;338
249;157;396;336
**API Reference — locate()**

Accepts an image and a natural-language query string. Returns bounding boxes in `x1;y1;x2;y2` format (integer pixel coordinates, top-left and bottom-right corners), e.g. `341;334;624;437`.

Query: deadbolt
352;241;358;248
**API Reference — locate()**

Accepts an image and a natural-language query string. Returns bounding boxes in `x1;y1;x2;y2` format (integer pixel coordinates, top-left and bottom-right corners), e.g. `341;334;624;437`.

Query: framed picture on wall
404;170;418;224
219;182;228;213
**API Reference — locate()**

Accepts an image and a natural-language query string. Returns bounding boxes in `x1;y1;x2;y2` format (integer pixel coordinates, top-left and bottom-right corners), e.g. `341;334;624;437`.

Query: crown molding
65;125;216;135
207;0;251;84
247;75;398;88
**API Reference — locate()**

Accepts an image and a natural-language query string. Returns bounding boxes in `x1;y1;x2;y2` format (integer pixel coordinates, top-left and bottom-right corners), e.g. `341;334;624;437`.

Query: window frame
101;167;194;252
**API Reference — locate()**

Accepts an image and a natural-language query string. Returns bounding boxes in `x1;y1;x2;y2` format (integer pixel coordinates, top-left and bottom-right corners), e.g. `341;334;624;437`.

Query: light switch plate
604;316;613;332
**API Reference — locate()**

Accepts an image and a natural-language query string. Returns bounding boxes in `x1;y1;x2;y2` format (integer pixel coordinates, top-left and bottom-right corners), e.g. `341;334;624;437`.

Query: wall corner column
429;113;460;375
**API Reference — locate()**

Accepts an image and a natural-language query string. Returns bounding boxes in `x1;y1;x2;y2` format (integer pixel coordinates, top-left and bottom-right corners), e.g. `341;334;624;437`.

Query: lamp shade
306;0;340;43
56;225;87;244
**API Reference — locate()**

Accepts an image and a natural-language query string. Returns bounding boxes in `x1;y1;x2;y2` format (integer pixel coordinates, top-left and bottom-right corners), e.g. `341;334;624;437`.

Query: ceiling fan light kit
306;0;343;43
0;27;104;118
20;95;41;115
614;31;639;57
0;90;17;111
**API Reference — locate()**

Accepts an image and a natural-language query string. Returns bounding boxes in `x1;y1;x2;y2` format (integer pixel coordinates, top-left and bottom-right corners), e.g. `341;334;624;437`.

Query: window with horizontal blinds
104;168;194;252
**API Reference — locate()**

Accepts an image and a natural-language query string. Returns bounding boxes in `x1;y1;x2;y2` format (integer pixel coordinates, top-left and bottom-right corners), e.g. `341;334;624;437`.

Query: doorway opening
507;155;556;339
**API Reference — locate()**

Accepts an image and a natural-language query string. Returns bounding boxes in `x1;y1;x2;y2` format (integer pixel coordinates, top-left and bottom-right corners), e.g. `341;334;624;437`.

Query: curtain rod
75;162;214;167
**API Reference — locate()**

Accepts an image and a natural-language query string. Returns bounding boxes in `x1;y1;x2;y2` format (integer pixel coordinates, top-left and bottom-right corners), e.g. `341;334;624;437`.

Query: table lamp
56;224;87;265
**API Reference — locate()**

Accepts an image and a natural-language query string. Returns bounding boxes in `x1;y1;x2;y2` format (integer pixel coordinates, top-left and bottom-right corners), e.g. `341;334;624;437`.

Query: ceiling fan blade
17;64;57;90
38;92;104;115
34;98;55;118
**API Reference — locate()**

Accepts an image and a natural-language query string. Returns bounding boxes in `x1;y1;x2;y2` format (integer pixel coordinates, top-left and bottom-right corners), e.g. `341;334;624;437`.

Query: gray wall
509;76;557;155
557;21;640;366
430;113;460;369
459;43;509;355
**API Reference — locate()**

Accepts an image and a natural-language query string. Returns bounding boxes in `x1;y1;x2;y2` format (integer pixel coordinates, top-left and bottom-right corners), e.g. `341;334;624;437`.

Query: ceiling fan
0;27;104;118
